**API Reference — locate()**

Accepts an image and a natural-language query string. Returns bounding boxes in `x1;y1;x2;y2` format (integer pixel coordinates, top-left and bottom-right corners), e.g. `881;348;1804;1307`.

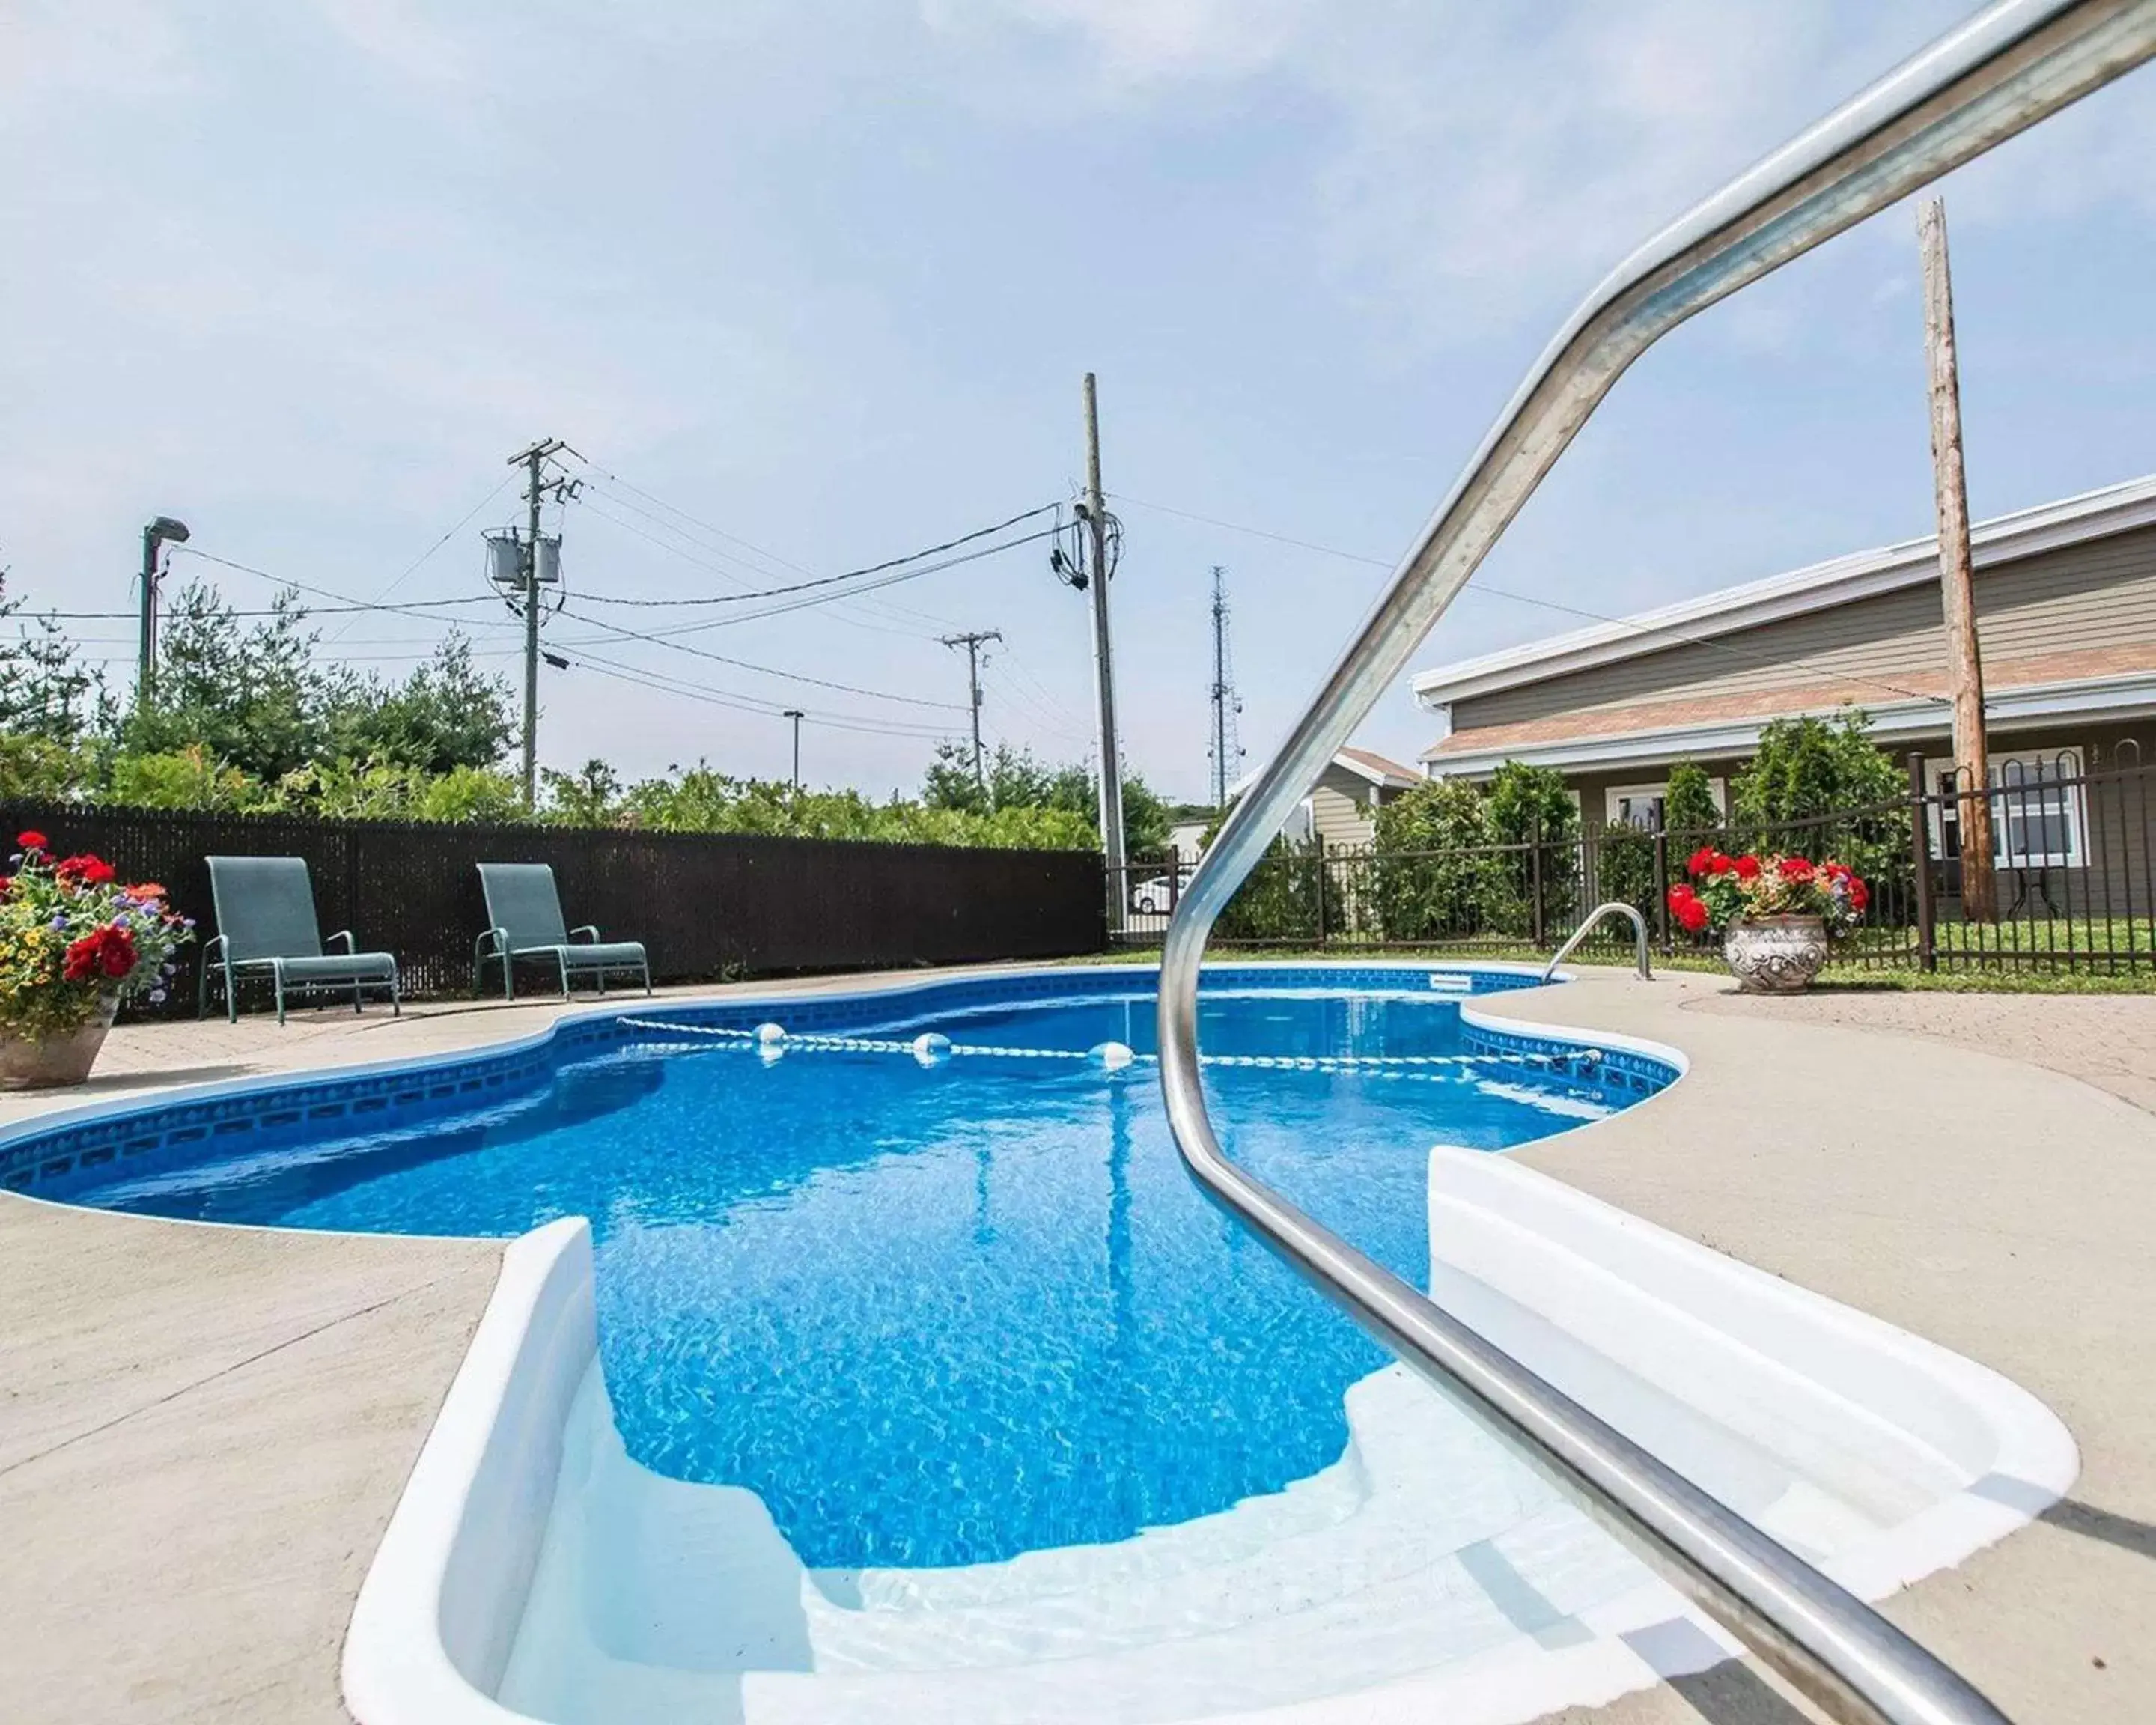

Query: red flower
1733;854;1761;880
1847;877;1870;913
62;925;137;984
97;926;137;978
1706;852;1735;875
1666;883;1711;934
1780;856;1815;884
16;830;48;853
130;881;167;900
1686;846;1718;877
55;854;116;887
0;874;11;900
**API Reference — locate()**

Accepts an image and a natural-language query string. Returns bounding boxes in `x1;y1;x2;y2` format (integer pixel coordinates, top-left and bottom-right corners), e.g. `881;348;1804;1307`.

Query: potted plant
0;830;195;1088
1666;846;1868;994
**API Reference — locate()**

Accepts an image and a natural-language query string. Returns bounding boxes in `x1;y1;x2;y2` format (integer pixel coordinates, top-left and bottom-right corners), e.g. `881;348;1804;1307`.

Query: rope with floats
614;1017;1604;1077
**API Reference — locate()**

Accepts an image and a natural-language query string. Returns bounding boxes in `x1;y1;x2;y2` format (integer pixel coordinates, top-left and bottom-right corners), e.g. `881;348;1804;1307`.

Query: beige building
1411;474;2156;902
1234;748;1425;852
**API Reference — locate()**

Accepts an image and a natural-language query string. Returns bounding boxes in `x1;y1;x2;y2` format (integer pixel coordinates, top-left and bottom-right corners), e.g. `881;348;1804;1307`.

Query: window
1602;778;1727;830
1925;751;2086;868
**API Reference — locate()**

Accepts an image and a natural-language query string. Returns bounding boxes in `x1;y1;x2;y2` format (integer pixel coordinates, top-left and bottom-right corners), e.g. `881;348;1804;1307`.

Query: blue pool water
58;974;1645;1571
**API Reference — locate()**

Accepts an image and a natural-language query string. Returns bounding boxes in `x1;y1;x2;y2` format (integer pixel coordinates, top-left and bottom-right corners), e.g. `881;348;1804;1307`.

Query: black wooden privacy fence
3;802;1107;1017
1112;743;2155;977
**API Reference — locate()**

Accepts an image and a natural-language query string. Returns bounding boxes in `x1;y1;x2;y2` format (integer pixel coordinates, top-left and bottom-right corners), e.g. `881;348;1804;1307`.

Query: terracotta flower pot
1722;914;1829;994
0;992;121;1090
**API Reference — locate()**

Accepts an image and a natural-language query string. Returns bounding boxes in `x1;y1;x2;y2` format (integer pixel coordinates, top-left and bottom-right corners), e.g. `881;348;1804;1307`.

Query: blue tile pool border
1;962;1675;1205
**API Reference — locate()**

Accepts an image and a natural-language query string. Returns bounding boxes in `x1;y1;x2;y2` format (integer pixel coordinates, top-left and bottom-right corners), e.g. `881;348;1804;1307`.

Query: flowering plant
0;831;195;1038
1666;846;1869;940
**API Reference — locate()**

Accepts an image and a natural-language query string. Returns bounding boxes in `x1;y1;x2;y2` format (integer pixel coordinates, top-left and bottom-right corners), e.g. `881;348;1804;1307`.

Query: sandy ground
0;967;2150;1724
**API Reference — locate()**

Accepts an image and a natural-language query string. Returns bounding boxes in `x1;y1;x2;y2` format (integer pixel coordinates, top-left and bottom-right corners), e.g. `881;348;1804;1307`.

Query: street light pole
784;709;805;789
135;515;190;710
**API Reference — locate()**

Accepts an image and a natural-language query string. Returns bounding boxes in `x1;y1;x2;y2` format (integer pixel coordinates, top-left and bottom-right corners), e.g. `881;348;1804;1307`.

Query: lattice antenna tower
1207;565;1246;809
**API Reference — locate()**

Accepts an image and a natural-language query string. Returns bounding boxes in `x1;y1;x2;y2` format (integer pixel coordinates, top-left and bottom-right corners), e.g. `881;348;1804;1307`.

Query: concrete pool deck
0;967;2150;1724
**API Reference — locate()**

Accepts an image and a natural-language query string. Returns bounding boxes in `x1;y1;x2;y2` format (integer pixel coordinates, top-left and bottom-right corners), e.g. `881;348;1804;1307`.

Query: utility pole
1207;565;1244;808
508;437;565;809
939;629;1002;787
1081;373;1127;912
783;709;804;788
1916;199;1997;922
135;515;190;708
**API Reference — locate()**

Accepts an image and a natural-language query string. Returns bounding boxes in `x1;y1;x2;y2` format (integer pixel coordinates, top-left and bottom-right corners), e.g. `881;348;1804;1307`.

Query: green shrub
1370;779;1507;940
106;746;261;812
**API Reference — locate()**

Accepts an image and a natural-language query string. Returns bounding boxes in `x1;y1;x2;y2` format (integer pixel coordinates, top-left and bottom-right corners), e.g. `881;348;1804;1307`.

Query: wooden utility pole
783;709;804;789
1916;198;1996;922
1082;374;1127;916
939;629;1003;788
508;436;565;810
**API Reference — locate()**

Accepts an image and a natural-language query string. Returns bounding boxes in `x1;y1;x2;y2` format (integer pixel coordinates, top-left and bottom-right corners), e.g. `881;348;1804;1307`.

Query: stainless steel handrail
1542;902;1651;985
1158;5;2156;1722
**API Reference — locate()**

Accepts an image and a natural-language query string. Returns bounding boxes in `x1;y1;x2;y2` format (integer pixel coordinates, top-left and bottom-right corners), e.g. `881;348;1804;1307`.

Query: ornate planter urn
1722;915;1828;995
0;993;120;1090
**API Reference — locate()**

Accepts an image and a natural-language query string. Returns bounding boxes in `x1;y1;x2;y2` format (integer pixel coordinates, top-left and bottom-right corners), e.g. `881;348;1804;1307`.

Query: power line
561;502;1062;609
567;470;963;641
559;526;1061;640
558;645;954;739
1112;492;1952;710
167;547;504;621
552;606;967;710
323;475;517;645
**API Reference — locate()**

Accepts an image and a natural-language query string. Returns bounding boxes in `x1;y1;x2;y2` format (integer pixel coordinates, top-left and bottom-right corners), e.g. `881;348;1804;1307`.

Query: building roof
1333;746;1424;788
1228;747;1424;800
1410;471;2156;711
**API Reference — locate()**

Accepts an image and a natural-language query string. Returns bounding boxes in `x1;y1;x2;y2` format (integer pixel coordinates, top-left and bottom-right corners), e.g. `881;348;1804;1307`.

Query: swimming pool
43;964;1658;1572
6;961;2075;1725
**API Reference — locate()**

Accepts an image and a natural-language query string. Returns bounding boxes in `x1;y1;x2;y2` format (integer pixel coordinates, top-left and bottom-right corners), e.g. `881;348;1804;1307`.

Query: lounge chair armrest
475;925;509;958
570;925;601;943
202;934;229;960
325;929;356;953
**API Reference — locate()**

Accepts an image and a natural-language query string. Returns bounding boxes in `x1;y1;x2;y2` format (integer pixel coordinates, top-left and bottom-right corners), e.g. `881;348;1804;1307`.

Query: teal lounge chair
475;862;651;1000
199;855;401;1026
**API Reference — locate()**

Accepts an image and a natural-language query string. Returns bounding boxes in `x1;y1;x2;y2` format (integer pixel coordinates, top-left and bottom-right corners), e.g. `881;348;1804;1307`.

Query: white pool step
489;1149;2071;1725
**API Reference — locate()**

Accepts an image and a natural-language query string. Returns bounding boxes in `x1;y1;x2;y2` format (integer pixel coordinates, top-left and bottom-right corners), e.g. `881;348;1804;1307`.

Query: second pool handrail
1542;902;1652;985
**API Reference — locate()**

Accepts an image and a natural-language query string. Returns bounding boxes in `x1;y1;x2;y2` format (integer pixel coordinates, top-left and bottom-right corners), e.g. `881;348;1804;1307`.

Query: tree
1370;778;1506;941
922;742;1170;853
1196;806;1321;943
542;759;627;827
1665;761;1723;838
1730;709;1907;884
121;582;321;779
320;635;515;773
1484;760;1581;937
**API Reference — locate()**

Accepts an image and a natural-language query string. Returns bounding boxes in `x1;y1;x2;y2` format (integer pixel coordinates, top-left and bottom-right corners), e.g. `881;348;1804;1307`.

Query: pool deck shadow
0;964;2149;1724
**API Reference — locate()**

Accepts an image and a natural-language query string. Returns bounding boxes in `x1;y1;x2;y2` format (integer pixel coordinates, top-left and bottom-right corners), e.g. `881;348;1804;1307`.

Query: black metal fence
1110;743;2155;977
4;802;1108;1016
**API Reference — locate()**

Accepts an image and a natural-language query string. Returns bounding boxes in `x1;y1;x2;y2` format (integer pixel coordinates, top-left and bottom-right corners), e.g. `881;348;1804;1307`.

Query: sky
4;1;2153;805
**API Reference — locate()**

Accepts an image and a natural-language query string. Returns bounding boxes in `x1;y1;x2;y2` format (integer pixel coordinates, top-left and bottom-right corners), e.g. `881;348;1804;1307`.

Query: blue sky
4;1;2152;803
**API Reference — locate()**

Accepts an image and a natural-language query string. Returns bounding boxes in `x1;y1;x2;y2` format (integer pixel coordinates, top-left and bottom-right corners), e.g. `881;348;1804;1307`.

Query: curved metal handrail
1157;5;2156;1722
1542;901;1652;985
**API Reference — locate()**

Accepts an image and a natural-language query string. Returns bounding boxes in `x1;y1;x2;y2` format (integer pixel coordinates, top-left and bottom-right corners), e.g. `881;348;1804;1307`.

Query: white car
1129;871;1193;916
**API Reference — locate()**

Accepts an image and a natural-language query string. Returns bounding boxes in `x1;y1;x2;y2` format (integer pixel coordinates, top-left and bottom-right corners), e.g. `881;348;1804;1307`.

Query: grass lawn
1085;939;2156;994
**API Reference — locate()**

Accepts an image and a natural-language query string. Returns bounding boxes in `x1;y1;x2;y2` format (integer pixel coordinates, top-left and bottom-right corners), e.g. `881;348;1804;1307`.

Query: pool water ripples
72;984;1631;1569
